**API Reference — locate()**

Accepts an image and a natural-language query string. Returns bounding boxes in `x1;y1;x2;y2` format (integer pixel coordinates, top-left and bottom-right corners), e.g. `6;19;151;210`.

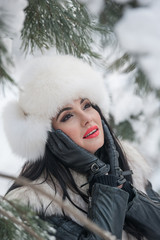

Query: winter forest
0;0;160;239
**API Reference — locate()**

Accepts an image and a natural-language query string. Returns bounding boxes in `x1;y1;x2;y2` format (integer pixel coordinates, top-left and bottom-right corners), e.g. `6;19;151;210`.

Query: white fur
19;55;110;119
6;171;88;224
6;142;151;240
121;141;151;192
3;101;51;160
3;55;110;161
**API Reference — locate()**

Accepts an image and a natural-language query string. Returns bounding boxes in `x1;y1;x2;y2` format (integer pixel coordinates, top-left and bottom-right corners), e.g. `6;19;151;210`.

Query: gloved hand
102;120;132;186
47;128;110;181
122;181;135;202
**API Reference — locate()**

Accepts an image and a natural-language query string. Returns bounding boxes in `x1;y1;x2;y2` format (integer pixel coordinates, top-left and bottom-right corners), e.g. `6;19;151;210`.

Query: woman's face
52;98;104;154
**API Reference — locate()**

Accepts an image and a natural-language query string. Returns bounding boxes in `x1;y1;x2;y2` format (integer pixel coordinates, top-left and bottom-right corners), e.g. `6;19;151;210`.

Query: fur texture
18;55;110;119
3;55;110;161
6;141;151;240
3;101;51;160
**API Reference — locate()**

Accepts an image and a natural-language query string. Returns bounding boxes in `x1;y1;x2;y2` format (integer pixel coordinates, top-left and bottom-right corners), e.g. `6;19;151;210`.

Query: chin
85;140;104;154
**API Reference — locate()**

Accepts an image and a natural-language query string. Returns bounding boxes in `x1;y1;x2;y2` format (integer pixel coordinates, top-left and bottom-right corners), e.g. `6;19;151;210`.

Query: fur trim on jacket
6;141;150;240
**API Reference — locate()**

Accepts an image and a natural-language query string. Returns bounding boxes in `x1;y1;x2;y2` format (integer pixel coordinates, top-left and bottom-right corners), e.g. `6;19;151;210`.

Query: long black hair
6;104;142;239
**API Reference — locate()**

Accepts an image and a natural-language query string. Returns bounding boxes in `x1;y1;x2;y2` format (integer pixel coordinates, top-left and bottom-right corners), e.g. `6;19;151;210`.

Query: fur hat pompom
3;101;51;161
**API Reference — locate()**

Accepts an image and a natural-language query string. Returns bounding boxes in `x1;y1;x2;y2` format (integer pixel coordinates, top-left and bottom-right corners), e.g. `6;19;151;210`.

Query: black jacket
44;182;160;240
6;141;160;240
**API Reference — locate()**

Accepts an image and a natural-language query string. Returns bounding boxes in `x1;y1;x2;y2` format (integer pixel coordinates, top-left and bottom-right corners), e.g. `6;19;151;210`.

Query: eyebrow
56;98;86;120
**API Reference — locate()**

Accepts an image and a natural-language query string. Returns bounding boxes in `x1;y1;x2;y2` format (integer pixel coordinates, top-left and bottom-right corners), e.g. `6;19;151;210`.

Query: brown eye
61;113;73;122
84;102;92;110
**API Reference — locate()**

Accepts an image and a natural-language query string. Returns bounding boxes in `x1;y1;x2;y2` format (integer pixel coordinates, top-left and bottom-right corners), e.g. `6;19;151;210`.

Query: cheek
55;123;81;145
63;128;78;141
92;109;103;128
93;110;104;142
52;118;81;144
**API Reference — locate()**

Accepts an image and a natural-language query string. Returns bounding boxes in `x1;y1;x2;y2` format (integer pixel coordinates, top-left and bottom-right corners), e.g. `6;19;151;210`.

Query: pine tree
0;197;56;240
0;0;101;87
21;0;100;57
97;0;160;163
0;0;160;237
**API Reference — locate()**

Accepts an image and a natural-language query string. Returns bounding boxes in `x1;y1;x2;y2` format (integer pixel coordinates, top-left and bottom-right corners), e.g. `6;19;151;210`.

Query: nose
79;111;92;127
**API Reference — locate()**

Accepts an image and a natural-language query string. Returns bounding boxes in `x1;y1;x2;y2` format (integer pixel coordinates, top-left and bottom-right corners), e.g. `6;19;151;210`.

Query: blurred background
0;0;160;195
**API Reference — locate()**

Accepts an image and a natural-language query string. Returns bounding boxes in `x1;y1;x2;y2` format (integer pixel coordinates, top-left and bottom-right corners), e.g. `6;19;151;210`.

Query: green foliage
0;198;55;240
21;0;100;58
109;115;135;141
0;218;16;240
135;69;152;95
99;0;123;29
116;121;135;141
1;0;102;88
1;0;159;153
98;0;124;51
98;0;138;79
0;18;15;87
107;53;136;74
0;45;15;87
98;0;160;149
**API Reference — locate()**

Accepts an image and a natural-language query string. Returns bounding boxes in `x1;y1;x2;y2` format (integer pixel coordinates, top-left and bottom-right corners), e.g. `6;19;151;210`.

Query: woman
3;55;160;240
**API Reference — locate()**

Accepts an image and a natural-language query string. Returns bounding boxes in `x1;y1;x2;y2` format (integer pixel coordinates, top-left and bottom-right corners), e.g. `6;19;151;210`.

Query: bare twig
0;172;117;240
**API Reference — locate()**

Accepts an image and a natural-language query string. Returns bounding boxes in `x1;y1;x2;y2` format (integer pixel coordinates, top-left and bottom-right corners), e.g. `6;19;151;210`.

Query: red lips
83;125;99;139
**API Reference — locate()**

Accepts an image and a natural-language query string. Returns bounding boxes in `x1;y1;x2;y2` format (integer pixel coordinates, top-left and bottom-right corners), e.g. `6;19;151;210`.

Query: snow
105;69;160;170
79;0;105;15
115;0;160;88
113;0;160;163
112;0;160;189
0;0;28;195
0;0;27;38
106;72;143;124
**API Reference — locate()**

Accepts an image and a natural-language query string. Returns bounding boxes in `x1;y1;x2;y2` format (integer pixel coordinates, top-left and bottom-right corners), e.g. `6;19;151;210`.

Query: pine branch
98;0;141;74
106;52;136;74
0;22;15;86
21;0;100;59
0;208;44;240
99;0;123;28
0;172;117;240
0;196;56;240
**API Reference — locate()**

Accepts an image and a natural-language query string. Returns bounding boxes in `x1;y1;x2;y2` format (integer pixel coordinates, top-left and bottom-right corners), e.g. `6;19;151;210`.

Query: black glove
102;120;133;186
122;181;135;202
47;128;110;181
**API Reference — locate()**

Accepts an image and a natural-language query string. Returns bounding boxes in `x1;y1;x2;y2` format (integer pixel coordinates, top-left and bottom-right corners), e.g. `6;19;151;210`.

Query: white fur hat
3;55;110;161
